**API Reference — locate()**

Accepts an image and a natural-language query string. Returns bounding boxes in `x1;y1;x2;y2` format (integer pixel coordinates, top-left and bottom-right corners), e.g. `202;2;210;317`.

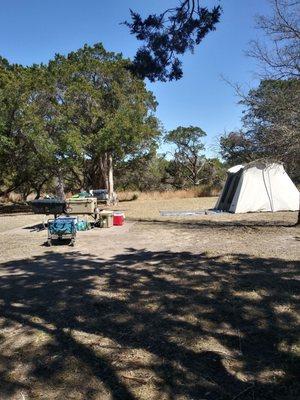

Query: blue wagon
47;217;77;246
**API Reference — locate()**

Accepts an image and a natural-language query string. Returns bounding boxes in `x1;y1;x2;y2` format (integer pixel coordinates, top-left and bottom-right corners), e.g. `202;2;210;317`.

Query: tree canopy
0;44;161;199
125;0;222;81
165;126;208;186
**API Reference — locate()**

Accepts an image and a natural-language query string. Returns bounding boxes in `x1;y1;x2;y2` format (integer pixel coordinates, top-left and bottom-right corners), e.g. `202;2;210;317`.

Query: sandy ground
0;197;299;400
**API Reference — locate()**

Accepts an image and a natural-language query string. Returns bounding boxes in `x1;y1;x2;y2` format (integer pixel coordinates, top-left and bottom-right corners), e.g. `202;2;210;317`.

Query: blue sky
0;0;271;157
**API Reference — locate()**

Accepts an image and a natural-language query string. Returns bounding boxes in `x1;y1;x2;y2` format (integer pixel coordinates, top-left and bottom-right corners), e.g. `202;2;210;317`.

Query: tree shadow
0;203;30;214
23;223;46;231
0;249;299;399
131;217;297;229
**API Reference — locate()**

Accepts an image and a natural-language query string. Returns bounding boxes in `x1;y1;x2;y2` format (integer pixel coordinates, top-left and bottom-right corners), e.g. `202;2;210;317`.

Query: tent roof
227;160;284;174
228;165;244;173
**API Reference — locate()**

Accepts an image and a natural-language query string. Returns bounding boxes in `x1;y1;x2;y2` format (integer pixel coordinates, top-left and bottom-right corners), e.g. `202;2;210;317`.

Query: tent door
218;170;242;211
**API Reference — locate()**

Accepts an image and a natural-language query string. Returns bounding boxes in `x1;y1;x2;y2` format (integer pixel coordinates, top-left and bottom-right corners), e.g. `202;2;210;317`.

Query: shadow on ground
0;249;299;399
131;217;298;229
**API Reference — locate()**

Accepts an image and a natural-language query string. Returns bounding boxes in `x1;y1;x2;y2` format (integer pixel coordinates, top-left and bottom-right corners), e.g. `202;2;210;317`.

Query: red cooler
113;212;125;226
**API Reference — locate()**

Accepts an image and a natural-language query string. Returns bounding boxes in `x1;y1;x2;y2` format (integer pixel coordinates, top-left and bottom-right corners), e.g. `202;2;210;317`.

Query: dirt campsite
0;197;299;400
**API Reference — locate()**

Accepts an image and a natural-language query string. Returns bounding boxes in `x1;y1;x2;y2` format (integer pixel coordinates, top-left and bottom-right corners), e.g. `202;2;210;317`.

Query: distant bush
117;191;140;202
195;184;221;197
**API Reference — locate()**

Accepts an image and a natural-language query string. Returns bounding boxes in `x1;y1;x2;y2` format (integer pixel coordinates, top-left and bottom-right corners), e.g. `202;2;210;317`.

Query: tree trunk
107;153;114;204
54;171;66;201
34;178;48;199
22;188;32;201
35;188;41;200
99;153;109;189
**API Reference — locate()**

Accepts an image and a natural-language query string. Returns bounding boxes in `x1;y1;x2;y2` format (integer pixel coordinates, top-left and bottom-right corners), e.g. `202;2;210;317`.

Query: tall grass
118;186;220;202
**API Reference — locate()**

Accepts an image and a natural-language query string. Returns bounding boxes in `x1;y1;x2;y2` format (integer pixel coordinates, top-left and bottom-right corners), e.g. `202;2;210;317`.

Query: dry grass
0;192;36;203
0;192;23;203
113;196;216;220
118;187;220;202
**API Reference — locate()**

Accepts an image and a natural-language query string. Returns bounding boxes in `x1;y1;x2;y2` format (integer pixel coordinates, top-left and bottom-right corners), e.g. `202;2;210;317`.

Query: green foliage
220;131;255;165
220;79;300;181
0;43;161;197
165;126;207;186
115;152;169;191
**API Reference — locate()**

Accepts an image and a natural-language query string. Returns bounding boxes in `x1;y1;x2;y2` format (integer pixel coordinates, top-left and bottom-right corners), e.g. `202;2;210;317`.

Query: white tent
215;161;299;213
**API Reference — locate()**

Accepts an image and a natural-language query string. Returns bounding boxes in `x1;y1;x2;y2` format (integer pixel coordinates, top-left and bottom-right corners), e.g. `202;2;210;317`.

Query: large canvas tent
215;161;299;213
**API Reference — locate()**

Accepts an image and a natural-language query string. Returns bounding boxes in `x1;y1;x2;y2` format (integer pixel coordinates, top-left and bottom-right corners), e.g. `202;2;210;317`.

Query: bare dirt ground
0;197;299;400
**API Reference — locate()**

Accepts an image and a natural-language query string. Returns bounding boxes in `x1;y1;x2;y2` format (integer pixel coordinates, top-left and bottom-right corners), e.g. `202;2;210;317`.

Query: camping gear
92;189;118;204
76;218;91;231
66;197;97;215
98;210;113;228
30;198;66;216
215;161;299;213
47;216;77;246
93;189;109;202
113;211;125;226
70;191;92;199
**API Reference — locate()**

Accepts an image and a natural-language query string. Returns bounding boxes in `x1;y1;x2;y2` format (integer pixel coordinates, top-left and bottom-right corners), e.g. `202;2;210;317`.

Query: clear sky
0;0;271;157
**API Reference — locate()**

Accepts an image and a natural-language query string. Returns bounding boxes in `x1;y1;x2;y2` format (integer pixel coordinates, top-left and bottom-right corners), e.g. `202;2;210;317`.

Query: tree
242;79;299;175
0;44;161;202
165;126;207;186
220;79;300;179
114;152;170;191
248;0;300;79
220;131;256;166
125;0;222;81
200;158;227;188
48;44;161;202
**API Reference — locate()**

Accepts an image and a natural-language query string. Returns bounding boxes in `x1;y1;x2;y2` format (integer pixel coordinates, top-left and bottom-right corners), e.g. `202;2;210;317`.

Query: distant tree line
0;44;225;201
115;126;226;192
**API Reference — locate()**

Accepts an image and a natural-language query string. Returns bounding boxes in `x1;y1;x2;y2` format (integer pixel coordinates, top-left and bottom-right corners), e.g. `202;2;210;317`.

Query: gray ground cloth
159;209;224;216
